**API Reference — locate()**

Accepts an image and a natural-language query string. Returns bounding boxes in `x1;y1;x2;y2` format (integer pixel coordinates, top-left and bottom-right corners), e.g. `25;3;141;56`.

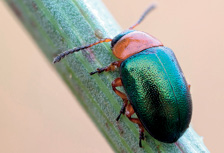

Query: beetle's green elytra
53;4;192;147
120;47;192;143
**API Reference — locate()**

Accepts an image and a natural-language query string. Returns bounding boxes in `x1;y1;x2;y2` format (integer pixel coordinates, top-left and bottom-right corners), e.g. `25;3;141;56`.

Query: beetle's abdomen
120;46;192;143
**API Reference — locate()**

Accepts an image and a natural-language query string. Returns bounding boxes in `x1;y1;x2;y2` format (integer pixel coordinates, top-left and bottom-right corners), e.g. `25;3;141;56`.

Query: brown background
1;0;224;152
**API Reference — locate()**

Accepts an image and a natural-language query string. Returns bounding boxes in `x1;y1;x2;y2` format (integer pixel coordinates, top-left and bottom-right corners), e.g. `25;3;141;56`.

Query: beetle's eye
111;30;135;48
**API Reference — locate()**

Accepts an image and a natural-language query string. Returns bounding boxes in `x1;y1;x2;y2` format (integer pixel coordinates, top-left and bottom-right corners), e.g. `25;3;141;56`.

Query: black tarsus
139;132;144;148
116;104;126;121
89;67;106;75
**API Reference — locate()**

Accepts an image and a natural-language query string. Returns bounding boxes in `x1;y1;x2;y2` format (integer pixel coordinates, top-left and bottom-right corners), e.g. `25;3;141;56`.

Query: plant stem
5;0;210;152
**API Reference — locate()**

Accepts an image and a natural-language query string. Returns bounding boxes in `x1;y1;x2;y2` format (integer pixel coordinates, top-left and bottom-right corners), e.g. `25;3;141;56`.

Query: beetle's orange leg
126;103;145;147
90;60;122;75
112;77;128;121
188;84;191;90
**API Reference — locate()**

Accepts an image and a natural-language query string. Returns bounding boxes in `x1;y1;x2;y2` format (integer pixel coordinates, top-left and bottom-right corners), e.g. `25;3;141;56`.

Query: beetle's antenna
53;38;112;63
129;3;156;30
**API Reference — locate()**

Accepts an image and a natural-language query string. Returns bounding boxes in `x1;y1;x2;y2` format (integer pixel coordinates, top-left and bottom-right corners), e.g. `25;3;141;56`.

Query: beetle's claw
90;71;98;75
116;113;122;121
90;68;105;75
116;104;126;121
139;132;144;148
139;139;143;148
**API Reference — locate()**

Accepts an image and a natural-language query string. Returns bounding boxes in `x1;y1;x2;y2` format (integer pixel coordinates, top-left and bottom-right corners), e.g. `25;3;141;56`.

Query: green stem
5;0;210;152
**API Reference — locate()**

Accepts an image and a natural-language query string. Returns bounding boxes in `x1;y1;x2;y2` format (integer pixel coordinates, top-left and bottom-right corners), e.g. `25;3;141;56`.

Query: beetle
53;4;192;147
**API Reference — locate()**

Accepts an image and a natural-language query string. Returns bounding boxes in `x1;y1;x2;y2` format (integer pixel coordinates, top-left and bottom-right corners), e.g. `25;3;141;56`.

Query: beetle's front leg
90;60;122;75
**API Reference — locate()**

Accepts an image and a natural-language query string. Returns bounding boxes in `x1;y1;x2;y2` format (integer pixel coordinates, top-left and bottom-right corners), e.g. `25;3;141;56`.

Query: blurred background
1;0;224;152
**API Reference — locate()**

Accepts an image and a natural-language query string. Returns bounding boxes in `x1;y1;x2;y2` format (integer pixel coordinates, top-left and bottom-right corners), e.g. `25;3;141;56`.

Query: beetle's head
111;30;135;48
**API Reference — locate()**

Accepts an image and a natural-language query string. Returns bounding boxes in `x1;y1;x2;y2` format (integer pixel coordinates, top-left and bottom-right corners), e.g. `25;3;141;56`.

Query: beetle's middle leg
112;77;128;121
90;60;122;75
112;78;145;147
126;103;145;147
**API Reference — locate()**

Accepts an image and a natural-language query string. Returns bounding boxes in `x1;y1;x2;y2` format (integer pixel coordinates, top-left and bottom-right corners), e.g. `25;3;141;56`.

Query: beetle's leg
126;103;145;148
90;60;122;75
188;84;191;90
116;99;128;121
111;77;128;121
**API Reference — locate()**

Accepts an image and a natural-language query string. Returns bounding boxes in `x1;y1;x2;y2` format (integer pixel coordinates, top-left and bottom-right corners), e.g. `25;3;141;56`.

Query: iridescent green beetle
53;4;192;147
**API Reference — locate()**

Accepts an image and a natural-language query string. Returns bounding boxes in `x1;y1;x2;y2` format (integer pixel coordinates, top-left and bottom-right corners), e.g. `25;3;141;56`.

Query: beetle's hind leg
126;103;145;148
111;77;128;121
90;60;122;75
